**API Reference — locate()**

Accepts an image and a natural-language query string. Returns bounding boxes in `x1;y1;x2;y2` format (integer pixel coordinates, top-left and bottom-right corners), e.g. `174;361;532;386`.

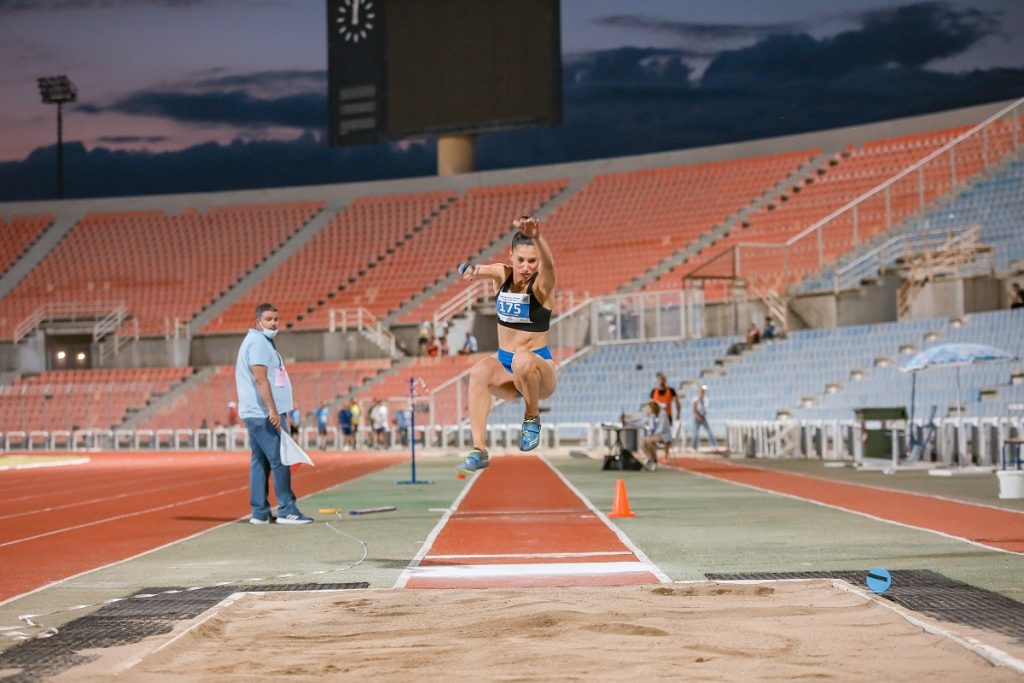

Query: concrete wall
190;330;389;366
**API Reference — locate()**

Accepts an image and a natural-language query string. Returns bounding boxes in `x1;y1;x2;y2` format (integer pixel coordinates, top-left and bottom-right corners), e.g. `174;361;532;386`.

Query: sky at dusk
1;0;1022;200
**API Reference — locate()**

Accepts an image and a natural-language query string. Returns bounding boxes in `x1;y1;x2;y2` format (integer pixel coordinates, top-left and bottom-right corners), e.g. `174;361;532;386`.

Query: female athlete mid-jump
457;216;557;472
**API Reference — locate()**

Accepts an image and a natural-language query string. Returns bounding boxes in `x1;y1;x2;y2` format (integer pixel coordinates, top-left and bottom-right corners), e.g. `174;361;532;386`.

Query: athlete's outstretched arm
515;216;555;301
460;262;507;285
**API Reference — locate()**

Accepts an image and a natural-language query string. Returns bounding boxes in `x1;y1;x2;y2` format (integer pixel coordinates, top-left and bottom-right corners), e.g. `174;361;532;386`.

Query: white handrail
13;301;128;344
329;307;398;356
786;96;1024;247
433;279;491;328
831;224;979;292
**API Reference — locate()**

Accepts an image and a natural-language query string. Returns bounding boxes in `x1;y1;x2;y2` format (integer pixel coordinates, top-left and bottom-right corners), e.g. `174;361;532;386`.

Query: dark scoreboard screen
327;0;561;146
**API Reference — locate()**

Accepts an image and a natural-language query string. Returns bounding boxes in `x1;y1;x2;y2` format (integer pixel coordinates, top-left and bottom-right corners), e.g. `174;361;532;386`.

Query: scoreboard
327;0;562;146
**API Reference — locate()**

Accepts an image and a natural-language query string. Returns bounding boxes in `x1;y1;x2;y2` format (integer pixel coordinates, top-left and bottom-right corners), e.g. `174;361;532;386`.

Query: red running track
0;451;403;602
399;456;667;588
671;456;1024;554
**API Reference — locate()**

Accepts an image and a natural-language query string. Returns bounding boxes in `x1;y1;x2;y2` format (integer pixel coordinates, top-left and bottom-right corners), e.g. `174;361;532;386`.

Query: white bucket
997;470;1024;499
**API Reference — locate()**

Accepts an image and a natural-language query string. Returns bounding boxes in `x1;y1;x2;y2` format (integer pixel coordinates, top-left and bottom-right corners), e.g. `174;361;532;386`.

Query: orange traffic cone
607;479;636;518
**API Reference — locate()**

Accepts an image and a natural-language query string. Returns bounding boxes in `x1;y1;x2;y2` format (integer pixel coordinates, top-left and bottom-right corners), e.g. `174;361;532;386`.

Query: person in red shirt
650;372;681;424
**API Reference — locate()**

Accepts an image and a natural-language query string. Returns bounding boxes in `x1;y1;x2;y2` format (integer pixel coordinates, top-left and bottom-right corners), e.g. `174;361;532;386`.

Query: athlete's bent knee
510;352;539;376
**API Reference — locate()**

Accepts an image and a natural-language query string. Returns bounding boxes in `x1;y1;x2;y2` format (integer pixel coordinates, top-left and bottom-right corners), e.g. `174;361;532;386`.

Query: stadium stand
0;367;191;432
488;337;736;426
202;192;454;334
291;181;567;329
798;310;1024;421
138;359;389;431
648;123;1019;296
0;214;53;275
520;152;816;303
0;201;323;340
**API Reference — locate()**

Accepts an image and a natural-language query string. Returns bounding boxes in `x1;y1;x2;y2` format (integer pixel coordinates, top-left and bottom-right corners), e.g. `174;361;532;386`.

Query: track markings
398;456;667;588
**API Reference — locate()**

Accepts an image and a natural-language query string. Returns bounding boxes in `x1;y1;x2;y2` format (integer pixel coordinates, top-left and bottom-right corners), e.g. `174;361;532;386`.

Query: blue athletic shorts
497;346;553;374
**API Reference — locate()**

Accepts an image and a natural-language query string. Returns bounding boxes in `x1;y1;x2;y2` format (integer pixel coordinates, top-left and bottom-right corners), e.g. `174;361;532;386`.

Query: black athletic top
496;271;551;333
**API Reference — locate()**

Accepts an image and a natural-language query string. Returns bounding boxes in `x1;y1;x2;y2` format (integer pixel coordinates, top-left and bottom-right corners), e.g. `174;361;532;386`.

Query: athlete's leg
510;354;557;417
468;356;518;449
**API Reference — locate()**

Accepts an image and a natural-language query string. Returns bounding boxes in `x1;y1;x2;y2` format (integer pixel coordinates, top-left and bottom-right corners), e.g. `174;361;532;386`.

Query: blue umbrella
900;343;1017;467
901;343;1016;372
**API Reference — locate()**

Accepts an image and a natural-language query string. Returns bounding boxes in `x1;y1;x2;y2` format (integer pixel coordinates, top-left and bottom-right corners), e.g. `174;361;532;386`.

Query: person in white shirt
691;385;717;451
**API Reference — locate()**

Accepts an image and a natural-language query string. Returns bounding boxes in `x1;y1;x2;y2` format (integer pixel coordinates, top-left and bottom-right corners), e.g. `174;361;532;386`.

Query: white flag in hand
280;431;315;467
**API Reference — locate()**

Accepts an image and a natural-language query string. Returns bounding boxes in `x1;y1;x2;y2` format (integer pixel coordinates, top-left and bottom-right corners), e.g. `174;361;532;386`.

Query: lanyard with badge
263;334;288;388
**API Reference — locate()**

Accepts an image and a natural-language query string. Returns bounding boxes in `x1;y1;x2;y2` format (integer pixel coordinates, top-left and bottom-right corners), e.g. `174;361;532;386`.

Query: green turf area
0;455;89;469
550;456;1024;603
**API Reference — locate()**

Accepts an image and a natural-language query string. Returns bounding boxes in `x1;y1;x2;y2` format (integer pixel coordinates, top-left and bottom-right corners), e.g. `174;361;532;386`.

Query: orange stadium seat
202;191;455;334
295;180;567;330
0;214;53;275
0;201;323;340
137;359;389;430
0;366;191;432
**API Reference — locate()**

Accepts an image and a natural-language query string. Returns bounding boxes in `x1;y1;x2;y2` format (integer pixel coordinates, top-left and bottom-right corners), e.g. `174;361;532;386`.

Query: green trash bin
854;407;908;459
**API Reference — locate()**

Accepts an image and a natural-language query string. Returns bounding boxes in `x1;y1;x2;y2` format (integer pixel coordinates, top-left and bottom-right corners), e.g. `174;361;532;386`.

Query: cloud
0;133;436;200
191;69;325;91
702;1;1001;87
594;14;806;41
3;2;1022;200
0;0;205;11
96;135;170;143
81;89;324;129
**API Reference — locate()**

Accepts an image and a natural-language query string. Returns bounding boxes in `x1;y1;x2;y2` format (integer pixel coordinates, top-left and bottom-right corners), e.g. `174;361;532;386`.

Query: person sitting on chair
640;401;672;471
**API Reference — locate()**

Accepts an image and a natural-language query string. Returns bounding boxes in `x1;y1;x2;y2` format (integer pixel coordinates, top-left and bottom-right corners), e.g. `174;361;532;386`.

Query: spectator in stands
349;399;361;449
395;407;410;447
370;399;390;449
1010;283;1024;310
418;320;433;355
457;216;559;473
762;317;777;341
437;320;450;357
338;402;354;450
650;372;681;424
640;401;672;471
226;402;239;428
199;418;209;431
425;337;440;357
235;302;311;525
288;404;301;439
746;321;761;346
315;401;329;449
691;385;717;451
460;330;478;355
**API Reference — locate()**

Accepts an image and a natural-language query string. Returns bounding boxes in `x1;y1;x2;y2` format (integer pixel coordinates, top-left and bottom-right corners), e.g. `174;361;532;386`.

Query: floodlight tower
37;75;77;199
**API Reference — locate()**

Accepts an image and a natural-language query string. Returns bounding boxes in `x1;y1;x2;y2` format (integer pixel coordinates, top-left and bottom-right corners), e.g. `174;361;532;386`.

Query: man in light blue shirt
236;303;311;525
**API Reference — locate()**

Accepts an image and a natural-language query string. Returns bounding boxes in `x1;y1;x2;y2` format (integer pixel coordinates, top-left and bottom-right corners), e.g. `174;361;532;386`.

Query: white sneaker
250;516;271;525
277;512;313;525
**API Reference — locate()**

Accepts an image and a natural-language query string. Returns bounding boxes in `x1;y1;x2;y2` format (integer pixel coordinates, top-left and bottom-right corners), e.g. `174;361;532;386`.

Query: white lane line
831;580;1024;676
407;561;654;579
428;551;633;560
393;468;484;589
0;455;393;609
0;457;90;472
707;458;1024;517
540;457;672;584
0;471;242;521
0;484;249;549
451;508;589;516
667;462;1024;557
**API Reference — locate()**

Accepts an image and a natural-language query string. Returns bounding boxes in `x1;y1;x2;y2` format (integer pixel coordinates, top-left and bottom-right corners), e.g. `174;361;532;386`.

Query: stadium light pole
37;75;77;200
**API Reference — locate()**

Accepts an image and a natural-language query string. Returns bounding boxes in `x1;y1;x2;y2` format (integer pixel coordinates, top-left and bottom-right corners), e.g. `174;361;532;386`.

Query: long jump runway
398;456;669;588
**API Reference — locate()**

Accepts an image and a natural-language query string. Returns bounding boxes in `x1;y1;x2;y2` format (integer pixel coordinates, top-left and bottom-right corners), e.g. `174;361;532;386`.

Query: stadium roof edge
1;97;1018;218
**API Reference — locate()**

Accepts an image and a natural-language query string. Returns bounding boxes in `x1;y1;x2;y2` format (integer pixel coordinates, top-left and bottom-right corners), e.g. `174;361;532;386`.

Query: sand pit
59;581;1022;682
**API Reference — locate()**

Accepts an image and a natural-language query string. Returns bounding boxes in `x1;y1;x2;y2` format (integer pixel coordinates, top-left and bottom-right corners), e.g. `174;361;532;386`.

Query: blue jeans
692;416;717;449
245;415;299;519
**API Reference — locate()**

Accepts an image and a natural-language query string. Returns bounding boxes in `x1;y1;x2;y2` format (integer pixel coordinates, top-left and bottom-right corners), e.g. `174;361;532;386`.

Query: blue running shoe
519;416;541;451
458;448;490;473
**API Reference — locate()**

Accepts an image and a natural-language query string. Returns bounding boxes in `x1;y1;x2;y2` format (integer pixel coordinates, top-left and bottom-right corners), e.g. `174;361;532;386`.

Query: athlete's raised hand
514;215;540;238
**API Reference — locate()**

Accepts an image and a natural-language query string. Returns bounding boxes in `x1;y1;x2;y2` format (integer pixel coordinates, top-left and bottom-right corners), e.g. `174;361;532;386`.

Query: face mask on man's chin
257;322;278;340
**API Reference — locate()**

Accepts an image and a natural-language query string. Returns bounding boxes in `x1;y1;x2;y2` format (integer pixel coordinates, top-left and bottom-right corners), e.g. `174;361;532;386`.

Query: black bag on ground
602;449;643;471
